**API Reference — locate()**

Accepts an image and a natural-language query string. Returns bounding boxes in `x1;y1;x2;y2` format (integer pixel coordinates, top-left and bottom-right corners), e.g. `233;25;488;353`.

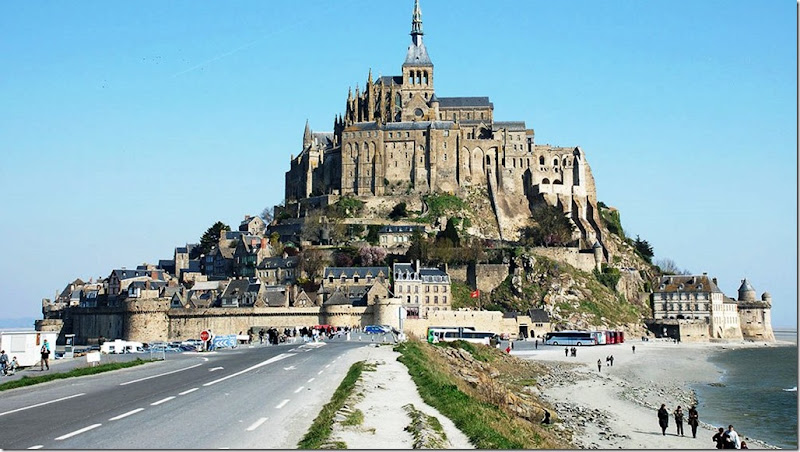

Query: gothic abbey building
285;0;606;247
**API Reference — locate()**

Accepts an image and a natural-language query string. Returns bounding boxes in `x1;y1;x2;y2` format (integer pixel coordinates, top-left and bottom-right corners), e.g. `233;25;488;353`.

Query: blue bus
544;331;598;346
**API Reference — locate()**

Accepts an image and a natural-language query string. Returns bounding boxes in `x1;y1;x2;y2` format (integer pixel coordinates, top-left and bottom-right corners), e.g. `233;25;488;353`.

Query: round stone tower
123;299;170;343
592;241;603;271
737;278;756;302
373;297;404;331
761;291;772;304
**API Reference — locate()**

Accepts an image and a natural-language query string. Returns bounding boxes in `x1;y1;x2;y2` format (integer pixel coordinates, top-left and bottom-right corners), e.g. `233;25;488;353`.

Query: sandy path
330;344;473;449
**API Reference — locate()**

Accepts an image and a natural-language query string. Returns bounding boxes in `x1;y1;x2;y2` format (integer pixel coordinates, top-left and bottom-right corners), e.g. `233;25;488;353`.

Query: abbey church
285;0;605;246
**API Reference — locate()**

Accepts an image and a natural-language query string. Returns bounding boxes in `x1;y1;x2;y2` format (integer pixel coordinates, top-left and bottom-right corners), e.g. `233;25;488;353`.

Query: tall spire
303;120;312;149
411;0;423;45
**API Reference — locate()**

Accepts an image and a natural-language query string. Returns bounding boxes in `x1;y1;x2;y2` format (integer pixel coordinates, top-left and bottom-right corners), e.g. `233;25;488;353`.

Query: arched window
542;178;550;184
416;71;421;85
539;156;545;165
563;157;568;166
423;71;428;84
409;72;414;84
553;158;559;166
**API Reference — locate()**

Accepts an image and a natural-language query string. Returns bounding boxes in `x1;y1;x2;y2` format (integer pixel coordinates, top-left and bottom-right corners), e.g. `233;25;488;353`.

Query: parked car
181;339;203;347
365;325;390;334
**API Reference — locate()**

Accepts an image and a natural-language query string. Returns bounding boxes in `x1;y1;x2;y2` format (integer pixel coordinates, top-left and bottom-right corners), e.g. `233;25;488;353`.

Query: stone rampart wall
739;307;775;341
529;247;596;273
468;264;509;294
676;320;710;342
447;264;468;284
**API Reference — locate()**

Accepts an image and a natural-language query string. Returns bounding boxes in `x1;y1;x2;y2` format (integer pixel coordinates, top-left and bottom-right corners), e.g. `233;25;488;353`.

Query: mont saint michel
1;0;794;450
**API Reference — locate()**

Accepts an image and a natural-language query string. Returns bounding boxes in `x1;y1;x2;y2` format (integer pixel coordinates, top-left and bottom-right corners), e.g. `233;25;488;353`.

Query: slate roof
528;308;551;323
323;267;389;280
258;256;299;269
113;269;166;281
378;75;404;86
379;225;424;234
347;121;456;132
437;97;493;108
493;121;527;131
403;42;433;66
221;279;251;299
655;275;722;294
265;290;287;307
191;281;221;291
393;263;450;283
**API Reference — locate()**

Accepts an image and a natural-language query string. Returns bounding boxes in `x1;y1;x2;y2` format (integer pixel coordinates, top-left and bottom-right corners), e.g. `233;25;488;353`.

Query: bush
389;202;408;220
594;265;621;291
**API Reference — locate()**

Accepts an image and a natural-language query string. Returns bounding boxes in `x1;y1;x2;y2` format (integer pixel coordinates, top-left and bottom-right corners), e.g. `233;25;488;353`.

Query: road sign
200;330;210;342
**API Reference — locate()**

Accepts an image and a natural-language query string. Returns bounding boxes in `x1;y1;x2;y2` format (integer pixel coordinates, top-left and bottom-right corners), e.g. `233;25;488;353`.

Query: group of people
564;347;578;357
657;404;699;438
713;425;748;449
0;350;19;376
657;404;748;448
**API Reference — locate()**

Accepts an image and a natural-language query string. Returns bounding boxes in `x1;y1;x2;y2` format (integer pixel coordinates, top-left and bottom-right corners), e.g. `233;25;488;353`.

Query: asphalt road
0;335;388;449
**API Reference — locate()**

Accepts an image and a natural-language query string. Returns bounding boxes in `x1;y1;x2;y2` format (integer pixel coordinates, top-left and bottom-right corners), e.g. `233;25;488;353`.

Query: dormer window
678;284;684;290
660;284;666;290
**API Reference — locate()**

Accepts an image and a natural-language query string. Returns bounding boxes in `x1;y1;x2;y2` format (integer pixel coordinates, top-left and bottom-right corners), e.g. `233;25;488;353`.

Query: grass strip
397;341;531;449
0;359;152;392
297;361;364;449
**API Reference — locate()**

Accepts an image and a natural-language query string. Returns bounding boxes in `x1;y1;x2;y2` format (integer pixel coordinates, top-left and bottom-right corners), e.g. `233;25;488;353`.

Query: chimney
712;277;718;286
245;215;251;221
261;237;268;250
416;259;421;272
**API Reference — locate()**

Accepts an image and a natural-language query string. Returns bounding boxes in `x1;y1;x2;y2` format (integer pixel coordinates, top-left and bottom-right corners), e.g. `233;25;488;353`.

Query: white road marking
283;365;296;371
203;353;295;387
324;364;330;369
0;393;86;417
109;408;144;421
55;423;102;440
317;370;323;375
151;396;175;406
246;417;268;432
307;378;315;383
179;388;199;396
27;445;43;449
294;386;304;393
275;399;290;409
289;348;300;352
120;363;204;386
209;367;224;372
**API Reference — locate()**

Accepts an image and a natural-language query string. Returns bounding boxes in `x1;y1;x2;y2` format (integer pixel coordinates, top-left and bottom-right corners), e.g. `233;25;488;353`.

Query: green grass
298;361;365;449
0;359;152;392
434;340;495;363
341;409;364;426
397;341;529;449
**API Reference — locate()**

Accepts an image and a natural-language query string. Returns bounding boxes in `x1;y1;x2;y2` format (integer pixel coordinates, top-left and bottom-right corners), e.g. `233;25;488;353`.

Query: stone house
108;268;166;299
220;279;266;307
239;215;267;236
527;308;552;339
234;236;273;278
393;261;451;318
126;279;166;300
174;244;198;278
257;255;300;286
377;225;425;250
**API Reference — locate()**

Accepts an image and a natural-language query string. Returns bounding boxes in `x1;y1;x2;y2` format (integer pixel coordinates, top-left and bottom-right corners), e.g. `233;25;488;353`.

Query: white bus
427;327;495;346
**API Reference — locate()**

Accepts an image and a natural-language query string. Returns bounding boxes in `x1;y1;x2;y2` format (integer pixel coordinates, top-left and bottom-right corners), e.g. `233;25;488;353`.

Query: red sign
200;330;210;342
470;290;480;298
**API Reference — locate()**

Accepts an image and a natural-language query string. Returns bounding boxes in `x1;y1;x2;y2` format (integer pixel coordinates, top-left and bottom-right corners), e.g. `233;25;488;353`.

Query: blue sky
1;0;796;327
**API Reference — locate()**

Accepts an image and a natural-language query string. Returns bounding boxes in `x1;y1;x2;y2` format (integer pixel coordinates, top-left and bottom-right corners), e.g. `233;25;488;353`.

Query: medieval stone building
285;0;605;247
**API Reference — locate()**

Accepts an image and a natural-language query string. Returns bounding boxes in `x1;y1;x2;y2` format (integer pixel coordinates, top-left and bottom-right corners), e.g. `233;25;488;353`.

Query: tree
633;235;654;263
437;218;461;247
298;247;328;281
365;225;381;245
199;221;231;256
301;211;324;243
260;206;274;224
655;258;689;275
359;246;387;267
389;202;408;220
521;205;576;247
406;230;429;263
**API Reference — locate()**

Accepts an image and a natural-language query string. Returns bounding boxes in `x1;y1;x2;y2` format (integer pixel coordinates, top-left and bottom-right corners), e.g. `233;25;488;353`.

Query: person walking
674;405;685;436
7;357;17;375
632;344;636;353
40;339;51;371
534;339;538;349
687;405;700;438
657;404;669;436
541;409;551;425
0;350;8;376
565;347;569;357
713;427;726;449
597;359;602;372
609;355;614;366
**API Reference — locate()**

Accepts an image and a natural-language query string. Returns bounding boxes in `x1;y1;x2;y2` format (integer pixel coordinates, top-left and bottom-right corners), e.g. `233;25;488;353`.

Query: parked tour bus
544;331;598;346
426;326;495;345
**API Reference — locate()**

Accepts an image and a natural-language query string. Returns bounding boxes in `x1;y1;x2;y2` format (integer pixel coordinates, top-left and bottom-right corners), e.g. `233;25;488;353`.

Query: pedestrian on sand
713;427;725;449
571;347;577;357
565;347;569;357
40;340;50;371
673;405;685;436
687;405;699;438
723;425;741;449
609;355;614;366
597;359;602;372
534;339;538;349
606;355;610;366
657;404;669;436
740;441;748;449
632;344;636;353
541;409;551;425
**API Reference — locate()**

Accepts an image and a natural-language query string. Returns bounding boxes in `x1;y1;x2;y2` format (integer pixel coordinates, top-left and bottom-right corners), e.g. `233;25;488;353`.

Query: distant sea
692;329;797;449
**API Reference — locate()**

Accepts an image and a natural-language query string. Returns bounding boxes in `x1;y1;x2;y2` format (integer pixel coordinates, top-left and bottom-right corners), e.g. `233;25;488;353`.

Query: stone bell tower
400;0;435;122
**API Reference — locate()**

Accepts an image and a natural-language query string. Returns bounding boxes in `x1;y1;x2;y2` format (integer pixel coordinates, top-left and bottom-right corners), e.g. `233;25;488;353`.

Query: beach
517;339;790;449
